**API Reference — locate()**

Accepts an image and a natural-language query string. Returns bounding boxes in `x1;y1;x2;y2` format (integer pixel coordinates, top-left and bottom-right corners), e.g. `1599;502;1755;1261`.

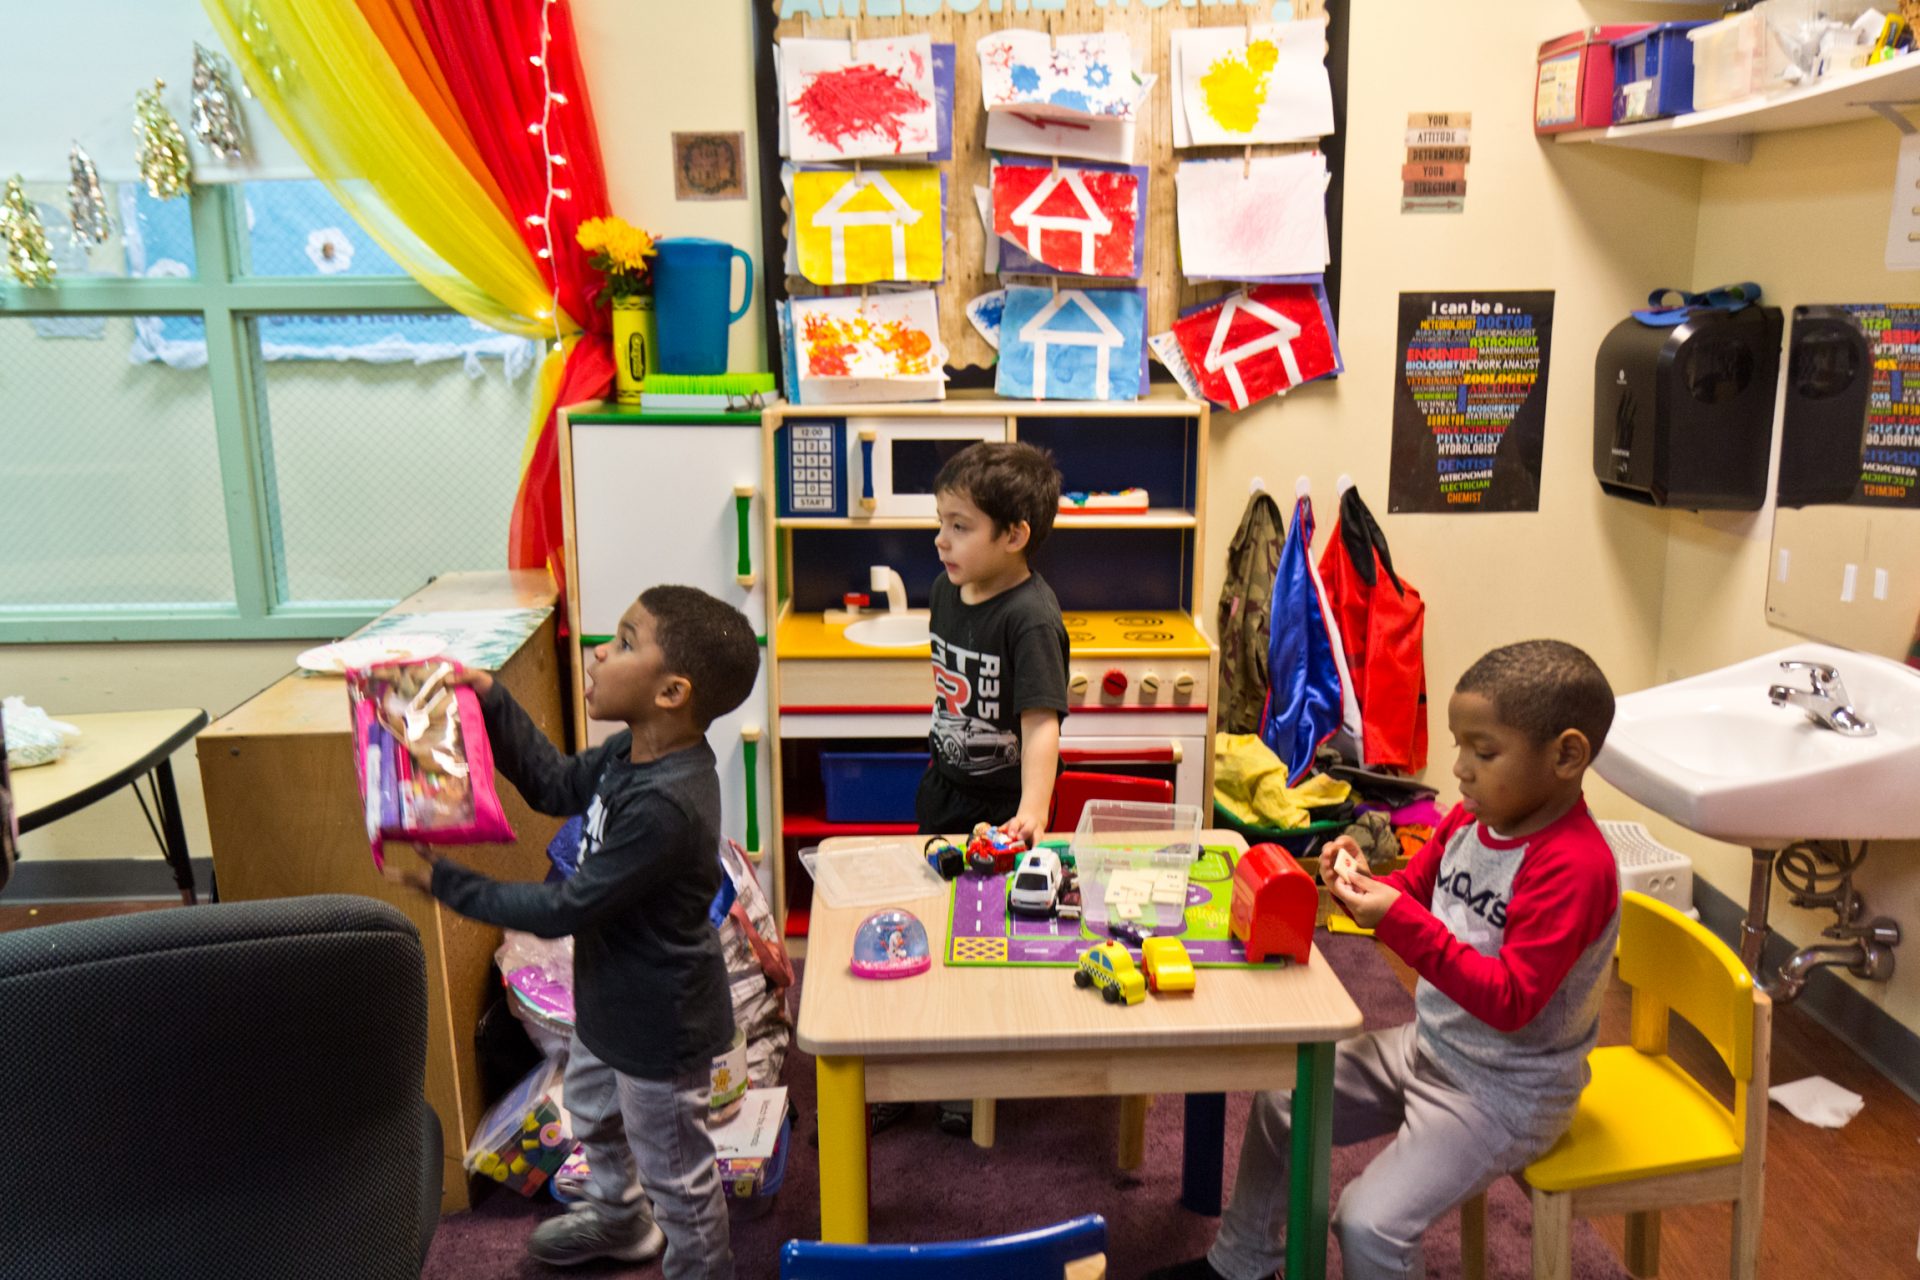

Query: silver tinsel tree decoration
191;43;249;162
67;143;111;245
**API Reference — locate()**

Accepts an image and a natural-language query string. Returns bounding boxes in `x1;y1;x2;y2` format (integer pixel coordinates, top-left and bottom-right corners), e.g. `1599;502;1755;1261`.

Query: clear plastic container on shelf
1691;0;1877;111
1071;800;1203;932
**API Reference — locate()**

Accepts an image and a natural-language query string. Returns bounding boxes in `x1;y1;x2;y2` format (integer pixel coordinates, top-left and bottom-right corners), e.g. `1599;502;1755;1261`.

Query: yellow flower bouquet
576;216;657;305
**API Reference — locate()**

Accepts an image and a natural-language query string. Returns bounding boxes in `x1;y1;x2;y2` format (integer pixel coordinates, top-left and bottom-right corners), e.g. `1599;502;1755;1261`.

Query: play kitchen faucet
1768;659;1875;737
870;564;909;614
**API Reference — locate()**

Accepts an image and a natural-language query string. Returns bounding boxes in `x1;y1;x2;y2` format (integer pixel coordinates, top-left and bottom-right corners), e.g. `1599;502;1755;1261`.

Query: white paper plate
296;633;446;675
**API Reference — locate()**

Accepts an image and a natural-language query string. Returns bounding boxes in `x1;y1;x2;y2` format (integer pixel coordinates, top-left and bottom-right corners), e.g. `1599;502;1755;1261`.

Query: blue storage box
821;752;928;823
1612;22;1708;123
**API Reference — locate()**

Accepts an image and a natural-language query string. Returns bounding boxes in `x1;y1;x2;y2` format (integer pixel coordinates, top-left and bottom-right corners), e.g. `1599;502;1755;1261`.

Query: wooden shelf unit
762;395;1219;927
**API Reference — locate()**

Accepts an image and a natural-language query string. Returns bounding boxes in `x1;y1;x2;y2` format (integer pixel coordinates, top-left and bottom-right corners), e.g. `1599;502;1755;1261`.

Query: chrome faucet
1767;660;1875;737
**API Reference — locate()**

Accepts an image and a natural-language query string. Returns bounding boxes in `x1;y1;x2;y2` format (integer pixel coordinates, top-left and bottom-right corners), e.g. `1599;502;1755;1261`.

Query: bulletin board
751;0;1349;384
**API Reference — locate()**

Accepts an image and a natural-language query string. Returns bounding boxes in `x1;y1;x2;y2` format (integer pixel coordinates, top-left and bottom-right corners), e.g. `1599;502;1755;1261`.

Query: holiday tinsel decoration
67;143;111;245
191;43;249;161
134;79;193;200
1;177;58;287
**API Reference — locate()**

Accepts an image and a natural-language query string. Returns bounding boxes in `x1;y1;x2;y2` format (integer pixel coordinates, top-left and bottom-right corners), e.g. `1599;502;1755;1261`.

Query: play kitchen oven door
1057;735;1205;809
856;417;1005;517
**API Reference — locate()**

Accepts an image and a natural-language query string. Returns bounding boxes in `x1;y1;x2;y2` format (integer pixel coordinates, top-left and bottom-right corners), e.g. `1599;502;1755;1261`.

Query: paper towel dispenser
1593;305;1783;510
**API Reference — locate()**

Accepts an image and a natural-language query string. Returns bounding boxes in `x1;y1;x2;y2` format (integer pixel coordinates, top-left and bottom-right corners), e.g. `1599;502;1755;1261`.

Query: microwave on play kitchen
776;417;1005;519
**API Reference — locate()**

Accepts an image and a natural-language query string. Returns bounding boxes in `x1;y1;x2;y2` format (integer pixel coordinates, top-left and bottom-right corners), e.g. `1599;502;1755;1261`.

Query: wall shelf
1555;53;1920;162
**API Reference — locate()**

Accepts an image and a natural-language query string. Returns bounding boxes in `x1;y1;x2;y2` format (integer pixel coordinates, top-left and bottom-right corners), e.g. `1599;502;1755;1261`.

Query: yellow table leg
816;1054;869;1244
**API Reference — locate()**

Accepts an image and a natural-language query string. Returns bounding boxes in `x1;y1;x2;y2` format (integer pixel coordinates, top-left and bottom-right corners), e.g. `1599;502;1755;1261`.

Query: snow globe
849;908;931;979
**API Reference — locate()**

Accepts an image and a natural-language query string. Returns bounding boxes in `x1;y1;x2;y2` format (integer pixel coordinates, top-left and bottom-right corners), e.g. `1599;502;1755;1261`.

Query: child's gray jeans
563;1034;735;1280
1209;1022;1561;1280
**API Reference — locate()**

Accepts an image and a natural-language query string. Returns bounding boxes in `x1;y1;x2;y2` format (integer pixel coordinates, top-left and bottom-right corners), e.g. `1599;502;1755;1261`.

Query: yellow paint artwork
793;168;944;287
1200;39;1279;134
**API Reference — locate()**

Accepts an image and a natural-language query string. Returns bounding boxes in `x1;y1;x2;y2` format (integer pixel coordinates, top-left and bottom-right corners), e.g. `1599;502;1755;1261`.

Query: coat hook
1335;472;1354;499
1295;475;1312;499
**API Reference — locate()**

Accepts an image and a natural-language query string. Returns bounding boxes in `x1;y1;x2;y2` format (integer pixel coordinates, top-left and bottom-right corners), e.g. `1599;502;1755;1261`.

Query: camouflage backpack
1216;491;1286;735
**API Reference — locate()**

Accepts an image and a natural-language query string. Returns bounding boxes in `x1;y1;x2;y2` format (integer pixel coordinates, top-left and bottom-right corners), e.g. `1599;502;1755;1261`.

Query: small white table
13;709;211;904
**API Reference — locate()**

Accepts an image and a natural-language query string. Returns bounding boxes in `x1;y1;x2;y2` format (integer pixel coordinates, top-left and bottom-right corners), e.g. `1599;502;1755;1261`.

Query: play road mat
945;843;1292;968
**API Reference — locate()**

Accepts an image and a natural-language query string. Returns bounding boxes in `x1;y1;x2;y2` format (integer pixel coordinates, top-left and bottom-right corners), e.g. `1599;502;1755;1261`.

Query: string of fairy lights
526;0;569;346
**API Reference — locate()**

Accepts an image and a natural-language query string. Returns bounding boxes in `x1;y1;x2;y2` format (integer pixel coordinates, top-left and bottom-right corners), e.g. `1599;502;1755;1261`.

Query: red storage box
1535;25;1653;133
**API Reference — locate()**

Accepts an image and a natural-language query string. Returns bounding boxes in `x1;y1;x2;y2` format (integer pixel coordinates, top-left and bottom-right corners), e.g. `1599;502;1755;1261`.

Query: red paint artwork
992;163;1141;278
1172;284;1341;411
791;63;931;156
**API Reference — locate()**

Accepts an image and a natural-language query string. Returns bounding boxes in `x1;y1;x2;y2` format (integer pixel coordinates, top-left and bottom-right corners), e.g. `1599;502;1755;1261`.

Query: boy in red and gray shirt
1152;640;1620;1280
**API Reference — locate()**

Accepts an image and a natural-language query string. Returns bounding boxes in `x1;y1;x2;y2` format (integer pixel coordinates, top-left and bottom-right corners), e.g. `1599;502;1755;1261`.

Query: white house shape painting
1009;170;1112;276
1202;293;1302;410
996;285;1145;402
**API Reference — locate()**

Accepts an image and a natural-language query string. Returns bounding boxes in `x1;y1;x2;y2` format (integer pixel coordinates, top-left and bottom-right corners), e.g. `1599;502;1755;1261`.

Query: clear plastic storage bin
1071;800;1203;932
1690;1;1876;111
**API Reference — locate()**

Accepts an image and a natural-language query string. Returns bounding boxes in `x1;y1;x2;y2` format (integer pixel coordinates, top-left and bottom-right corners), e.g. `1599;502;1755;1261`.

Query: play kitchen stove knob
1139;671;1162;696
1069;671;1089;696
1101;668;1129;698
1173;672;1196;699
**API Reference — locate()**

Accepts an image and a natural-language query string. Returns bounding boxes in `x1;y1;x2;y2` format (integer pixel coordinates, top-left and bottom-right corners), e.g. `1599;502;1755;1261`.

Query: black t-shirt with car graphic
926;571;1070;796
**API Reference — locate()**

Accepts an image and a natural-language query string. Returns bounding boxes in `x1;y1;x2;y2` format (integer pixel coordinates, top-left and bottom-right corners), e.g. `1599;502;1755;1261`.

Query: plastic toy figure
964;822;1026;876
924;837;966;880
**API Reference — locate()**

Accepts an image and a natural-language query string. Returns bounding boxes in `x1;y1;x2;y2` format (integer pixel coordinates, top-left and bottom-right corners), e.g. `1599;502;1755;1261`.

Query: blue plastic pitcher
652;237;753;375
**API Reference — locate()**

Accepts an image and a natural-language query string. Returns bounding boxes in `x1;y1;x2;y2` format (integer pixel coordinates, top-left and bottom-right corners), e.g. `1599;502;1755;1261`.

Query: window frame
0;184;467;643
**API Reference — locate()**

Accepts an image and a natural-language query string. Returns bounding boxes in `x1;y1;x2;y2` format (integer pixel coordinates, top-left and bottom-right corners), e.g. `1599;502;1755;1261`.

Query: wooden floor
1379;948;1920;1279
5;902;1914;1275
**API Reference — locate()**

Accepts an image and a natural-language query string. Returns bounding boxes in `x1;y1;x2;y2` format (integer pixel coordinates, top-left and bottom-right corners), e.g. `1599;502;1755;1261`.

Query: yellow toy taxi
1074;941;1146;1006
1141;936;1196;994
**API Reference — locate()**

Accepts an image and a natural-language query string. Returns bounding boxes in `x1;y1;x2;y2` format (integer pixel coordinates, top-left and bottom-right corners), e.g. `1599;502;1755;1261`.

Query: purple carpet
423;937;1630;1279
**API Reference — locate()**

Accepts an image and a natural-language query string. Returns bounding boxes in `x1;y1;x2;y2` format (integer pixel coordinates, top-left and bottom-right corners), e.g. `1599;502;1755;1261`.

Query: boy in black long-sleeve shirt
389;585;759;1279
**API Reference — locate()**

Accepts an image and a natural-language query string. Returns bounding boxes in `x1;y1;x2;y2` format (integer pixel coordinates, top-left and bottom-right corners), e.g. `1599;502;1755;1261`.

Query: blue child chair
780;1215;1107;1280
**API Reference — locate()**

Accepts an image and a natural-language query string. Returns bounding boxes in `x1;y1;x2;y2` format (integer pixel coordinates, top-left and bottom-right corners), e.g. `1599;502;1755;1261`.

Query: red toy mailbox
1230;842;1318;964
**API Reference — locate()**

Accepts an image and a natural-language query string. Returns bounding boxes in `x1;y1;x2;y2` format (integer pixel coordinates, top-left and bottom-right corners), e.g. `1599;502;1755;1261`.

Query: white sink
1595;643;1920;848
843;611;932;649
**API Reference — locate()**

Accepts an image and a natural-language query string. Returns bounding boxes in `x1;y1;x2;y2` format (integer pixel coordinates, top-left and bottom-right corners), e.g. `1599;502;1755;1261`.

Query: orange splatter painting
802;311;938;378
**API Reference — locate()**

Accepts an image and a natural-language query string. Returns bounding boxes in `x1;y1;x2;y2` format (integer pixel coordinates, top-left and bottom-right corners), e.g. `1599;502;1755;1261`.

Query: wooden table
798;831;1363;1280
13;709;211;904
196;571;565;1212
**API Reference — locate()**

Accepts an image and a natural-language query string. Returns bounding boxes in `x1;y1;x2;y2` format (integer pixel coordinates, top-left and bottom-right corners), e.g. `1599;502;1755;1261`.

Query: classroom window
0;181;533;642
253;323;532;605
0;315;233;608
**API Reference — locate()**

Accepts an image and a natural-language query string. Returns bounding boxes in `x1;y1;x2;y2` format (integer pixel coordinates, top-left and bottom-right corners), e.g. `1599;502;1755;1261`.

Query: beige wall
1654;115;1920;1026
18;0;1920;1044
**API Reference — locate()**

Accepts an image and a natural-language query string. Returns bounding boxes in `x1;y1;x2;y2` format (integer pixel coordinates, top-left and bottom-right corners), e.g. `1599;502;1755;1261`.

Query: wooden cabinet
197;571;565;1213
762;391;1218;931
558;407;775;906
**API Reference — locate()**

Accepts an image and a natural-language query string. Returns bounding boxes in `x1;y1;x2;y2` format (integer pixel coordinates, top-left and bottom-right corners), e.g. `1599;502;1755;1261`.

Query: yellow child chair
1459;892;1771;1280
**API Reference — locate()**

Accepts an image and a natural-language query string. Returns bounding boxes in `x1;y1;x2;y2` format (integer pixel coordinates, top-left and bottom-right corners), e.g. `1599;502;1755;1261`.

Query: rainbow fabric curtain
202;0;614;600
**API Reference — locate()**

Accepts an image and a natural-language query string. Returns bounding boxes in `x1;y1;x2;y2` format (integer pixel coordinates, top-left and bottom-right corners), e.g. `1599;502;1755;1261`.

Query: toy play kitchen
765;390;1219;929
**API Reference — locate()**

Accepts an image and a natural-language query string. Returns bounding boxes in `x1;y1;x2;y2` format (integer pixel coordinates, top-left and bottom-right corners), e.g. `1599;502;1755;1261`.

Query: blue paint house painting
995;285;1146;402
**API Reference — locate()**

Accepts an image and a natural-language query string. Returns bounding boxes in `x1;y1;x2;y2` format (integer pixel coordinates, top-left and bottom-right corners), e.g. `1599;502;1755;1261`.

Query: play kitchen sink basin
1595;642;1920;996
843;612;933;649
1595;643;1920;849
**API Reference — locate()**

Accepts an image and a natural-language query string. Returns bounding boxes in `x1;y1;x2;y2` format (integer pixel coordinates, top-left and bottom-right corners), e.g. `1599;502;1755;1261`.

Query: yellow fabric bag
1213;733;1351;829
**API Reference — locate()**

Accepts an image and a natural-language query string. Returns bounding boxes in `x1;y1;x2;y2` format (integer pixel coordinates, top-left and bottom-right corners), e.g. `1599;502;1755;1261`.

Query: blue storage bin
821;752;928;823
1612;22;1707;123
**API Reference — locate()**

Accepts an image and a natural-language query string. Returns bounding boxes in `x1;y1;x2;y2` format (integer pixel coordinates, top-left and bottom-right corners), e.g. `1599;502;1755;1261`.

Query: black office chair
0;895;441;1279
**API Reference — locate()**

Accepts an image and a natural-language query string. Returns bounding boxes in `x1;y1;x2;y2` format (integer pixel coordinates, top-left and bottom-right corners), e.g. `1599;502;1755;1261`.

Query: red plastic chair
1049;771;1174;832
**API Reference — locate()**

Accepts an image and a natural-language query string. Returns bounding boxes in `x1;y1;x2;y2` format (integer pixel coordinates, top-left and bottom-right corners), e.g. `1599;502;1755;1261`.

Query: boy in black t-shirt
387;586;759;1280
911;442;1069;1136
918;440;1071;843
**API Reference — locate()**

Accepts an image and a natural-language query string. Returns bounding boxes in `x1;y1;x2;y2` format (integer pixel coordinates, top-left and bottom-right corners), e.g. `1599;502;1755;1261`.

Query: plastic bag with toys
347;659;512;870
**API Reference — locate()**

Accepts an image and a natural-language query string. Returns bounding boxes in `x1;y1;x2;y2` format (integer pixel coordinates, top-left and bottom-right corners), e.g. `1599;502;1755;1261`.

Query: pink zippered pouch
348;659;512;870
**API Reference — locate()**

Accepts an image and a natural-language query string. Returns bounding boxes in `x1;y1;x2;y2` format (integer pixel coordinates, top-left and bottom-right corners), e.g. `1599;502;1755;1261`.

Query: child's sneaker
526;1204;666;1267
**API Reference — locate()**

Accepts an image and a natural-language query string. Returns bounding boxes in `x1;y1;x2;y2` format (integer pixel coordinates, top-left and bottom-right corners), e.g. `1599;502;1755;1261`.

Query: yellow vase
611;295;656;404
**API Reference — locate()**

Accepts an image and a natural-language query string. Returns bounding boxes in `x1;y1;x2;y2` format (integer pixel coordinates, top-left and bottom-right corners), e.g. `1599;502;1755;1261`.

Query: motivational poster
1389;291;1555;513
